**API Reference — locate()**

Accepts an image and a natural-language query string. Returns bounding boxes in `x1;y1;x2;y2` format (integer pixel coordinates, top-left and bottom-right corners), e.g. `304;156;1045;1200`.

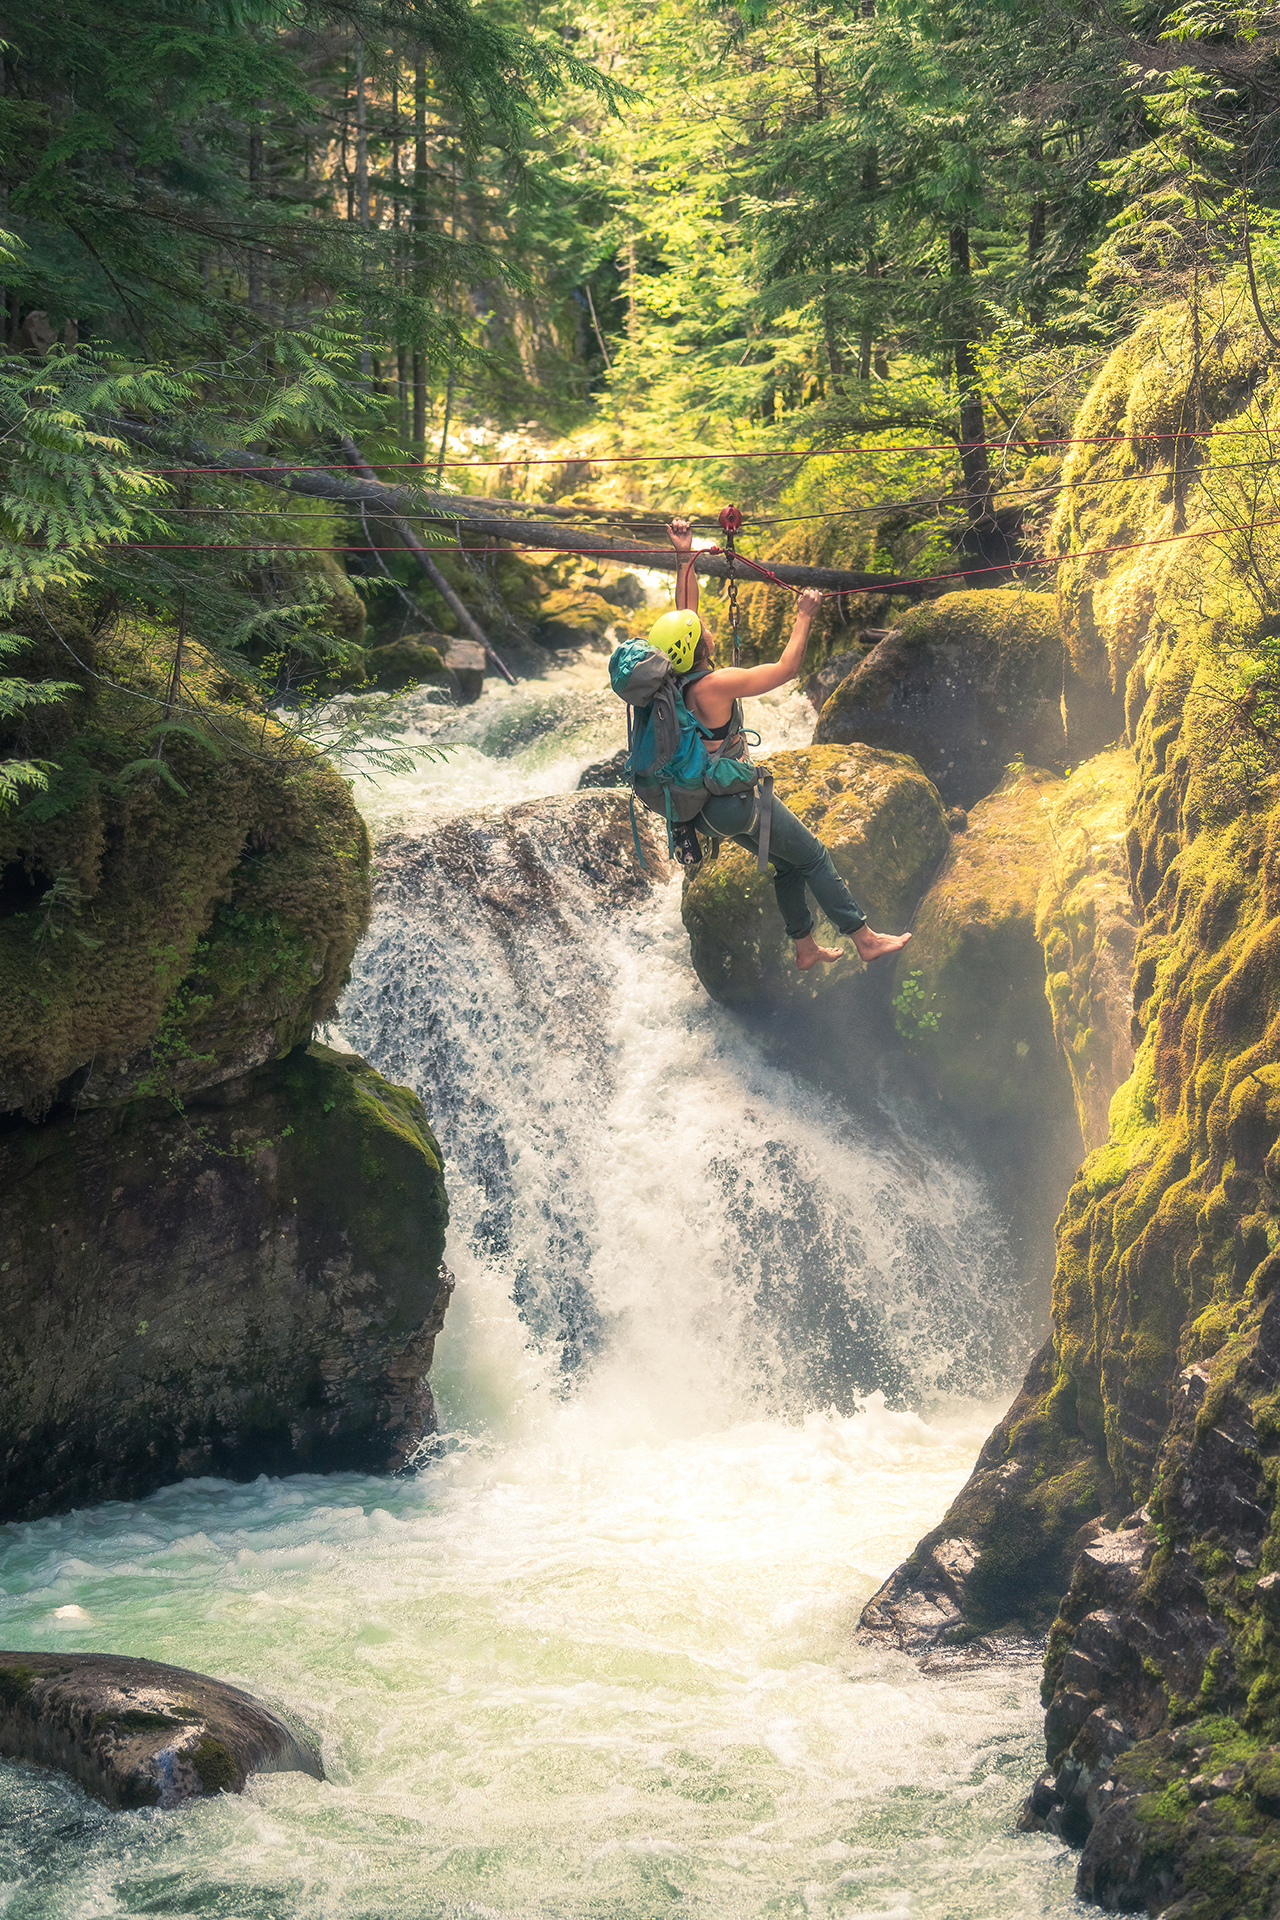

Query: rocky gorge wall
0;598;451;1519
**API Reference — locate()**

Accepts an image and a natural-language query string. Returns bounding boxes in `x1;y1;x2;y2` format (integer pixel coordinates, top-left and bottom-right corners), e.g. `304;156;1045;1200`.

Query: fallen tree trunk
340;436;516;685
106;420;939;598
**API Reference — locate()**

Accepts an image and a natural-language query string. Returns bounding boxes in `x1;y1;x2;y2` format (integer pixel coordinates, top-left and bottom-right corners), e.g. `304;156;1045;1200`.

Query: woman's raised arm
667;519;700;619
702;588;823;698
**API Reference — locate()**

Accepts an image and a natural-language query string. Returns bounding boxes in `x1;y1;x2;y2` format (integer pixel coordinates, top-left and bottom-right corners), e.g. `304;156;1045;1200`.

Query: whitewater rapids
0;660;1085;1917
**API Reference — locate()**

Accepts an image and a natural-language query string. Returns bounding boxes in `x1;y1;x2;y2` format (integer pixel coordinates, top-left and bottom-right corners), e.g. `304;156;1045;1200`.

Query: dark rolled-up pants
697;790;868;942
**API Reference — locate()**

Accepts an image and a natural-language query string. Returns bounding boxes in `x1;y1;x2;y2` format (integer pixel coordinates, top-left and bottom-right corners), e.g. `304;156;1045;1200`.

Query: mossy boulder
0;1651;322;1809
813;589;1121;807
534;585;624;651
0;1043;450;1520
1035;747;1140;1150
888;761;1080;1140
363;634;455;693
0;605;370;1113
681;744;948;1011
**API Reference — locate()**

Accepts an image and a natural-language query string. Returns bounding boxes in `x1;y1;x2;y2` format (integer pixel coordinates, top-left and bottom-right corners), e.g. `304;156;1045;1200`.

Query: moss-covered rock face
534;585;625;651
1050;300;1276;702
1035;748;1140;1150
887;761;1078;1140
813;589;1122;807
0;1043;449;1520
859;1337;1116;1649
861;300;1280;1915
680;744;948;1010
0;607;371;1113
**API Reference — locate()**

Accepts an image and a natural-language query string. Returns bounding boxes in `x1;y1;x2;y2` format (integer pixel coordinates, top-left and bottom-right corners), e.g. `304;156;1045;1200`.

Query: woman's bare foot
852;926;912;963
794;932;844;970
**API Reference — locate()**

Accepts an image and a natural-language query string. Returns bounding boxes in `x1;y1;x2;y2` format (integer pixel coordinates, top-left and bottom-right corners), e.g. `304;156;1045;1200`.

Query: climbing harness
719;505;744;664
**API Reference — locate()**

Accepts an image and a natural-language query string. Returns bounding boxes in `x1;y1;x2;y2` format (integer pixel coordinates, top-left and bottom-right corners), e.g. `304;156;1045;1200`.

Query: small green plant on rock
892;970;940;1043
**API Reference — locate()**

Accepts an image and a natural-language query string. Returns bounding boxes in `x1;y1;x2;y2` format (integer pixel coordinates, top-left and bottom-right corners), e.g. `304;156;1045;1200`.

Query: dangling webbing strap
756;772;774;874
626;704;648;871
629;793;647;871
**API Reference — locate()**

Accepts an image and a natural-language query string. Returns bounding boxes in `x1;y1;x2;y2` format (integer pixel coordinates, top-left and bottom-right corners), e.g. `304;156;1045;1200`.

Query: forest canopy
4;0;1280;809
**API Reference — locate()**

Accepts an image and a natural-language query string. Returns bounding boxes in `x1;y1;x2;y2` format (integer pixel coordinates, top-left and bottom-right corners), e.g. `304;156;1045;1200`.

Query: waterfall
339;786;1025;1434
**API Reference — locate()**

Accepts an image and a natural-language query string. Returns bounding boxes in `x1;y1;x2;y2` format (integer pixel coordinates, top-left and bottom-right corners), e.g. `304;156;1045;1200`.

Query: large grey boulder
813;589;1122;808
0;1044;449;1521
0;1651;321;1808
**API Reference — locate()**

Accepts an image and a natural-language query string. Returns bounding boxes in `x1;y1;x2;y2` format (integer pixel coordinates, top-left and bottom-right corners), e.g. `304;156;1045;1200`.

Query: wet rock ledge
0;1651;322;1808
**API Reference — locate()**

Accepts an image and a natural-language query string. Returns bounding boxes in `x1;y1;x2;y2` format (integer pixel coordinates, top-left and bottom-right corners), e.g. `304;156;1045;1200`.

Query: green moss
888;761;1077;1136
822;588;1064;722
92;1708;184;1733
1034;748;1140;1150
0;602;371;1112
960;1455;1109;1630
1138;1779;1194;1824
191;1735;238;1794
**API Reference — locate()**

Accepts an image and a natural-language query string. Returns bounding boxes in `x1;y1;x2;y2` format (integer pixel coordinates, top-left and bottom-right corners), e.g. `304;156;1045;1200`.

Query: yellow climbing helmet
648;609;701;676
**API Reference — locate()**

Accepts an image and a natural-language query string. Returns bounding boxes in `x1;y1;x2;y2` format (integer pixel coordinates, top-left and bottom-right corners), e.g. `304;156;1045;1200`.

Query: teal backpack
608;638;772;871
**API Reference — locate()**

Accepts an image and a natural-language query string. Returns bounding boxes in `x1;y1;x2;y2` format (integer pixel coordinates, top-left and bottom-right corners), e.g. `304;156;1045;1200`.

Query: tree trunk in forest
437;157;459;483
813;52;844;391
626;231;637;341
391;69;409;441
248;127;264;312
858;151;880;383
412;53;428;453
948;224;994;539
355;36;370;383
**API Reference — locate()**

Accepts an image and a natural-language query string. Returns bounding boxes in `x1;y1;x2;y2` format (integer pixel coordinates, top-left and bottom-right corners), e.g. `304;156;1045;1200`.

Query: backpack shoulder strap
676;666;715;737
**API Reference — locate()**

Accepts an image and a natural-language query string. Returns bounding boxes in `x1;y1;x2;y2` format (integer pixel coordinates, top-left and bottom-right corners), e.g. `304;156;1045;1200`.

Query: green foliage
0;0;627;361
892;970;940;1041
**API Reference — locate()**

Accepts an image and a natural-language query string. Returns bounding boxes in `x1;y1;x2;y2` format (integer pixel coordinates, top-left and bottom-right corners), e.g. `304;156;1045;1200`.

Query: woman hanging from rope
658;517;911;970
